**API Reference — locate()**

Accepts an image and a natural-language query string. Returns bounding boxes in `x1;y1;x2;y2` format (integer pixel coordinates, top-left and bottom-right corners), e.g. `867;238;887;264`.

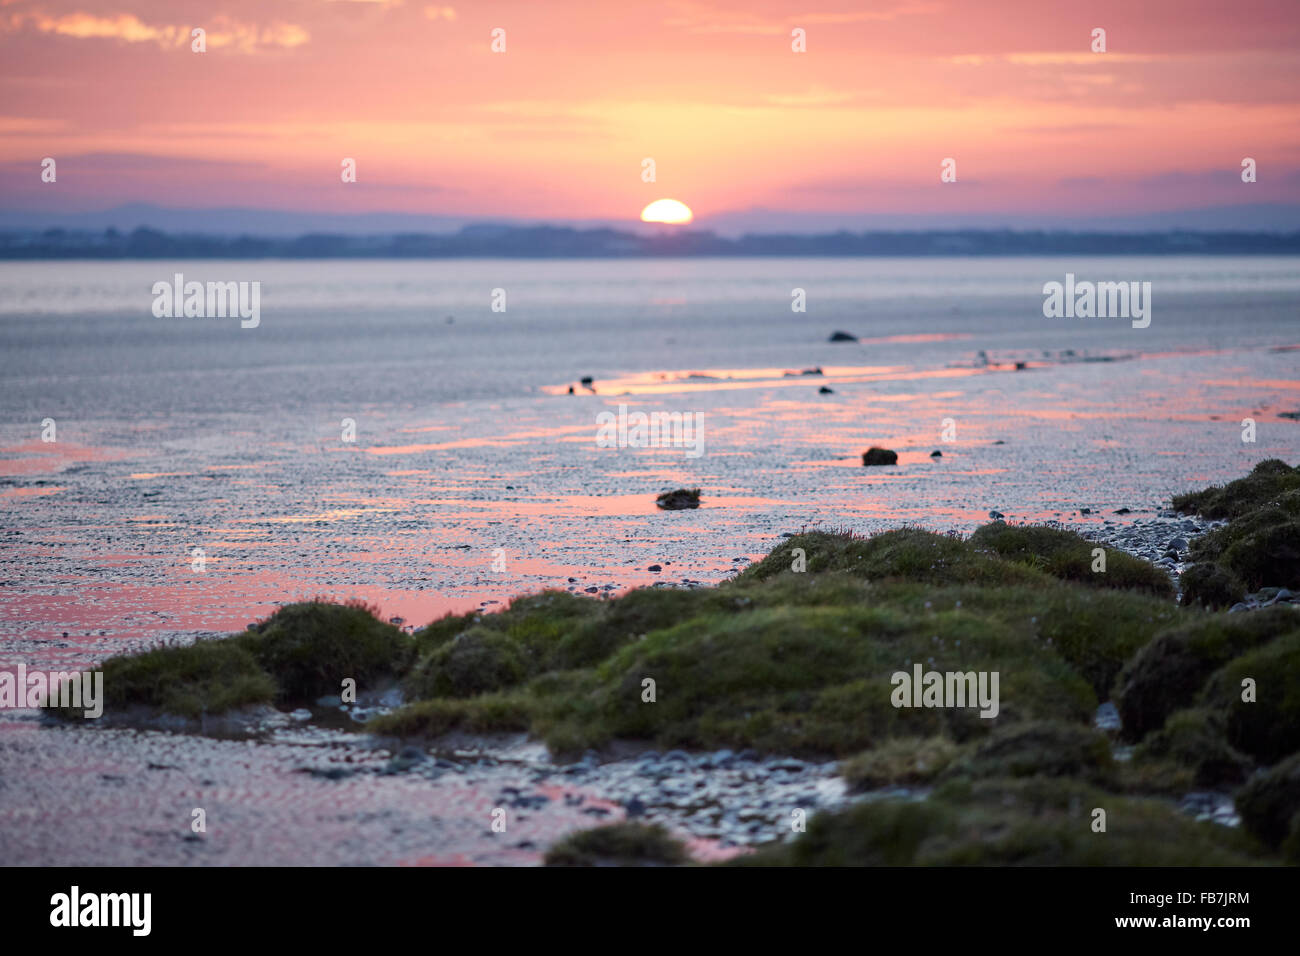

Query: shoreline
5;461;1297;866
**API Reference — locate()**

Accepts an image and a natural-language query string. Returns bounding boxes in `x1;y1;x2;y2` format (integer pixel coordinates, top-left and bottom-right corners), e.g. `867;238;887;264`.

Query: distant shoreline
5;225;1300;260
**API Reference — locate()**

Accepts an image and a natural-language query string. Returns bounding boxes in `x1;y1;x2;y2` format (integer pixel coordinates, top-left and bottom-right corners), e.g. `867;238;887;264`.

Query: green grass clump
840;736;962;790
969;522;1174;598
1235;753;1300;855
1174;461;1300;596
404;591;604;699
525;600;1096;757
412;609;481;655
55;600;413;720
1179;563;1247;610
736;528;1048;588
1172;459;1300;520
64;640;276;719
406;628;528;698
940;720;1116;787
1201;631;1300;763
739;777;1265;866
236;601;413;701
1131;708;1252;789
544;822;690;866
373;528;1197;755
1113;607;1298;740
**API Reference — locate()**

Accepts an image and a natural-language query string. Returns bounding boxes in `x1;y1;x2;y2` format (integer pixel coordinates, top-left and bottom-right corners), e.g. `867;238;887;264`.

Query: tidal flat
9;460;1296;866
2;257;1298;864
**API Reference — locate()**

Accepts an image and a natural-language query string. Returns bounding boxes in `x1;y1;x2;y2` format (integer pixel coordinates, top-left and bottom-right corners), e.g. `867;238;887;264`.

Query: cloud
663;1;939;35
0;9;310;52
950;52;1161;66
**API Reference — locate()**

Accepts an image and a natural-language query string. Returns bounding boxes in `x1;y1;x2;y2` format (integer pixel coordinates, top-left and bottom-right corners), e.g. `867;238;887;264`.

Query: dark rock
862;446;898;466
930;450;942;457
647;564;662;572
580;376;593;385
1014;361;1027;370
1115;507;1132;515
819;386;834;394
656;488;701;510
828;330;858;342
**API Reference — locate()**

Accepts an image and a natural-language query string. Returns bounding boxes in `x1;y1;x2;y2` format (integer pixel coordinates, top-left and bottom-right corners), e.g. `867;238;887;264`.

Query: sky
1;0;1299;231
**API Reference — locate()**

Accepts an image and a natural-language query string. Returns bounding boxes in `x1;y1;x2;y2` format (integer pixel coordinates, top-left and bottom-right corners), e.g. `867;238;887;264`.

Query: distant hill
5;201;1300;238
2;224;1299;259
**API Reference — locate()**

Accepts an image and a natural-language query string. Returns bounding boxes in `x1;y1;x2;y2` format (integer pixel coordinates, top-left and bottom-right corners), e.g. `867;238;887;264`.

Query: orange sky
2;0;1298;228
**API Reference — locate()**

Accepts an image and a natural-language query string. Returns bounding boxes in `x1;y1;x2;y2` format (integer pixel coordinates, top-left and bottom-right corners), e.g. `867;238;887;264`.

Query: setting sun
640;199;694;225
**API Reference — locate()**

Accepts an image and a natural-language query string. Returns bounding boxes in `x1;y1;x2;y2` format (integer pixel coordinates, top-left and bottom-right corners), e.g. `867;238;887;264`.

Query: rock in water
930;450;943;457
862;447;898;466
828;330;858;342
656;488;701;510
819;386;834;394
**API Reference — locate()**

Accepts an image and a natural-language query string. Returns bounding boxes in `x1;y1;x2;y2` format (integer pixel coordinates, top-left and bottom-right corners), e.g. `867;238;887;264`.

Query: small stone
930;450;942;457
647;564;662;572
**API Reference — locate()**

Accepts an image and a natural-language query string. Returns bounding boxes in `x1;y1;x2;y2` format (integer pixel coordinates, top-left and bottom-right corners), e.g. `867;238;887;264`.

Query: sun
640;198;694;224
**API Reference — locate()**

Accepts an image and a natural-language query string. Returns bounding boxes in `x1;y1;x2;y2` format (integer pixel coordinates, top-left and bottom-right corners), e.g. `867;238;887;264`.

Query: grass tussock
1175;460;1300;605
57;601;411;719
544;822;690;866
737;777;1266;866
